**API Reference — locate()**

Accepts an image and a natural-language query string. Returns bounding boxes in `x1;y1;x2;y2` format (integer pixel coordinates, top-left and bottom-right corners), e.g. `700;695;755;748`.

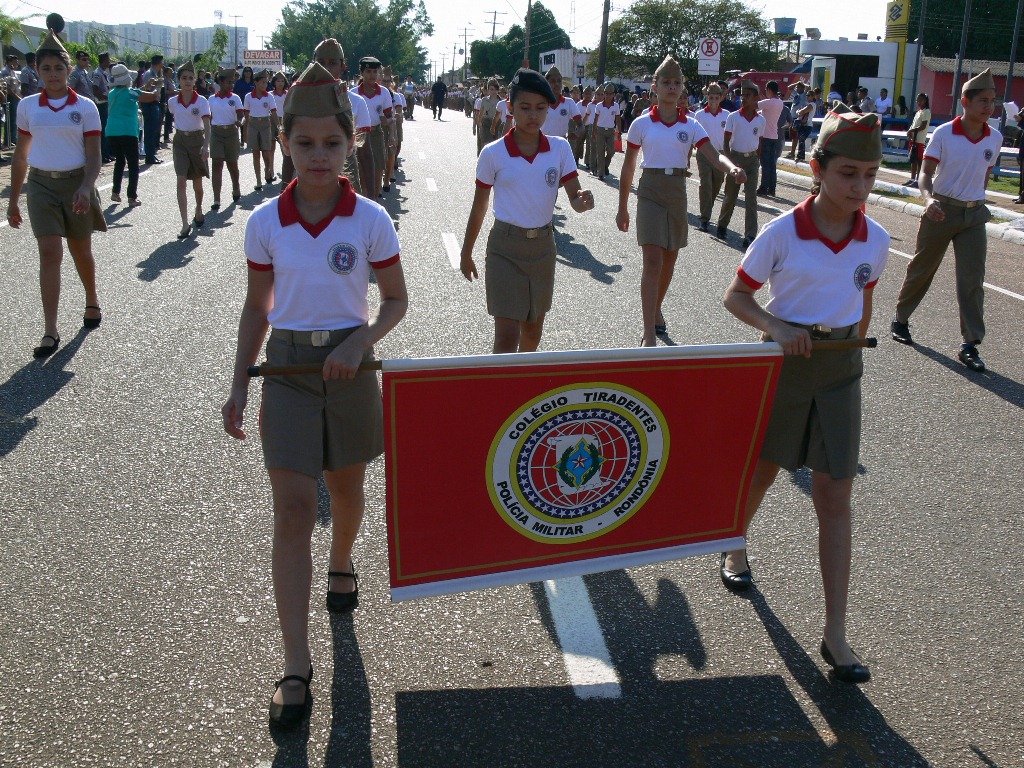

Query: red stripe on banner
384;348;780;600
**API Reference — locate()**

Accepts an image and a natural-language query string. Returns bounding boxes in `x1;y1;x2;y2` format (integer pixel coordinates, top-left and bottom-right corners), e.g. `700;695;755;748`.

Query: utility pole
596;0;610;85
909;0;928;119
523;0;532;68
229;14;242;66
440;52;448;83
951;0;973;115
484;10;506;40
1000;0;1024;134
459;27;473;80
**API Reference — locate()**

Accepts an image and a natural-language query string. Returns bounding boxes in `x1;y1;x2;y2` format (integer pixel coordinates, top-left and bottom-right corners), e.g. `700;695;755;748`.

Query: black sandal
268;664;313;728
326;565;359;613
83;305;102;330
192;215;205;229
33;334;60;358
176;224;192;240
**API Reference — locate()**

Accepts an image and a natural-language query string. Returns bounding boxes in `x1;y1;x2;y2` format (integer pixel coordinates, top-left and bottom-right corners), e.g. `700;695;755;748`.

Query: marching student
384;69;406;174
491;86;512;137
616;56;747;347
312;38;372;197
474;78;500;154
6;30;106;357
460;69;595;354
716;80;765;248
379;67;401;191
222;62;407;729
270;72;292;187
243;69;279;192
540;65;581;140
208;68;244;209
591;83;621;180
890;69;1002;372
167;61;211;239
576;86;595;167
721;104;889;685
693;82;731;232
356;56;394;198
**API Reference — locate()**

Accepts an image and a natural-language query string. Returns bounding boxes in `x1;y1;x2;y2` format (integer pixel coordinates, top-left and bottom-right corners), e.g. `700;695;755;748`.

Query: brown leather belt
646;167;690;176
29;167;84;179
933;193;986;209
494;220;552;239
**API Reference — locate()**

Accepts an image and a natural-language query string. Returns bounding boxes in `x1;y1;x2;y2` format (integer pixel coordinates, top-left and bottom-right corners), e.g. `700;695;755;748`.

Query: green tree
269;0;433;79
908;0;1022;61
596;0;775;82
0;5;32;60
199;26;230;73
469;2;571;81
84;29;118;57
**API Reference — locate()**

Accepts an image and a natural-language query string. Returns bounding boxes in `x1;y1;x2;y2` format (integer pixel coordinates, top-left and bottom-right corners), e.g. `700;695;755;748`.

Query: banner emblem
487;384;668;544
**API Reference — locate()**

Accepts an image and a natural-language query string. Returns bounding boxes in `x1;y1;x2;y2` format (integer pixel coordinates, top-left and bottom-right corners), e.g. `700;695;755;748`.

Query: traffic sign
243;49;284;69
697;37;721;76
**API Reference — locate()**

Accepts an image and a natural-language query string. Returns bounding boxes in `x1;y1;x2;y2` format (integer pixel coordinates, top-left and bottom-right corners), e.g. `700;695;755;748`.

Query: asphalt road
1;109;1023;768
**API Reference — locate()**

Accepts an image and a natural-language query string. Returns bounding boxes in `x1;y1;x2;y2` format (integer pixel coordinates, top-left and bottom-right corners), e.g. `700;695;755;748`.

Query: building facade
64;20;247;65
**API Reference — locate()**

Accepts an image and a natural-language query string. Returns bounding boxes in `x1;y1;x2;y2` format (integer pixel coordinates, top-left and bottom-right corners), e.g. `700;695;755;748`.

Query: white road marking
889;248;1024;302
441;232;461;269
418;152;426;160
426;177;438;192
543;577;621;699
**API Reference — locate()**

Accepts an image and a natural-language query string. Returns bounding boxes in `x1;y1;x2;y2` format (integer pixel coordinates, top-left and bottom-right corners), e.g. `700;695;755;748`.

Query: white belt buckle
663;168;675;176
311;330;332;347
525;228;539;239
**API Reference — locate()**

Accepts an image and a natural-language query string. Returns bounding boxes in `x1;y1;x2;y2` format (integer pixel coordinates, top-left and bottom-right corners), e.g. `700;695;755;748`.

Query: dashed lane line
425;177;438;192
543;577;622;700
889;248;1024;302
418;152;426;160
441;232;461;269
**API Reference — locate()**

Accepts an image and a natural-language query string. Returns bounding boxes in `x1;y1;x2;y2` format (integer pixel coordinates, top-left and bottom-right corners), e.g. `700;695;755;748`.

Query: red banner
383;345;781;601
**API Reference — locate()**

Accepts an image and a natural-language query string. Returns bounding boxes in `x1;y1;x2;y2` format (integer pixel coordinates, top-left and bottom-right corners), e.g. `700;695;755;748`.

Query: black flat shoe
326;566;359;614
33;334;60;358
210;201;221;211
232;191;241;202
192;216;205;229
176;224;192;240
720;552;752;592
891;319;913;345
268;664;313;728
958;344;986;372
820;640;871;683
83;305;102;329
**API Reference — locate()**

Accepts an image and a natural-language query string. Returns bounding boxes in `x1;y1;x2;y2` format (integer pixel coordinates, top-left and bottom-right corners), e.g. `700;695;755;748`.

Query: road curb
776;163;1024;247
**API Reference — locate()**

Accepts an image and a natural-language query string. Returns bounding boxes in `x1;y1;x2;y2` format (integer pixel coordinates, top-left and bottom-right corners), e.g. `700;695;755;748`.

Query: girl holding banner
221;62;408;728
721;104;889;684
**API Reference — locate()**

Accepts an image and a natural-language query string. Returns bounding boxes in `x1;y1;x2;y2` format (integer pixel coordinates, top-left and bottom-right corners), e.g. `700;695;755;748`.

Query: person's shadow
0;330;87;459
553;213;623;285
136;239;201;282
912;342;1024;409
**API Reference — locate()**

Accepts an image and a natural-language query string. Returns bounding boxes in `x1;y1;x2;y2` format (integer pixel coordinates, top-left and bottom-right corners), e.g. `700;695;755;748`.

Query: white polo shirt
495;99;510;124
245;177;401;331
592;100;620;129
209;90;243;126
356;83;393;127
272;89;288;115
475;132;578;229
724;109;766;153
392;90;407;114
167;91;211;132
625;106;709;168
580;99;594;125
17;89;101;171
737;197;889;328
542;96;581;138
924;116;1003;202
243;90;277;118
347;89;372;133
694;105;731;151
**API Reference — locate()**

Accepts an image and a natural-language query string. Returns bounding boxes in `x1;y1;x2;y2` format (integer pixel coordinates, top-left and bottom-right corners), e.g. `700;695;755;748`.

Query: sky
6;0;888;64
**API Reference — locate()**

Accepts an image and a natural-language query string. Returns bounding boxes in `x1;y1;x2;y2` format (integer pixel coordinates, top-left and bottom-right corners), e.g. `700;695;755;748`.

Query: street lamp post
229;14;243;66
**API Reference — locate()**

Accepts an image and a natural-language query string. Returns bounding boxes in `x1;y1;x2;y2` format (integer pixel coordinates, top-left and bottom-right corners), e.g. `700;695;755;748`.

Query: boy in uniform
357;56;394;199
540;65;581;139
474;79;500;154
890;69;1002;372
717;80;764;248
591;83;621;180
312;38;372;197
694;82;731;232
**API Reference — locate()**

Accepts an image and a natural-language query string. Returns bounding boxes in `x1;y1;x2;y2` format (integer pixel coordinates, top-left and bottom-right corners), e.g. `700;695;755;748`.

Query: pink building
919;57;1024;121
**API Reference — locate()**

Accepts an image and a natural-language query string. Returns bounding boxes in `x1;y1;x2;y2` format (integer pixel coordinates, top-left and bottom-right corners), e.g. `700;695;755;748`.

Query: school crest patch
559;107;568;117
191;107;200;116
753;127;759;136
487;384;669;544
984;149;993;161
545;167;558;188
69;111;82;124
853;263;873;290
328;242;358;275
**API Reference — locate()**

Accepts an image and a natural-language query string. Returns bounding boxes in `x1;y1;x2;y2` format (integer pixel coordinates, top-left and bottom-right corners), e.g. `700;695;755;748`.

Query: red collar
503;129;551;163
177;91;198;107
581;98;591;105
554;95;566;106
951;115;991;143
358;83;381;98
792;196;868;254
278;177;357;238
214;90;234;98
39;88;79;111
740;108;760;122
703;106;723;116
650;105;686;124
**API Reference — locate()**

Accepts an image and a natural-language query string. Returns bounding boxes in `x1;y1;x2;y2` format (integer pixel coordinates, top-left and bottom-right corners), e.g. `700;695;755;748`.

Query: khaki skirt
172;130;209;180
369;125;386;175
760;323;863;479
260;327;384;477
247;116;273;151
636;168;688;250
27;169;106;239
210;124;240;162
485;220;557;323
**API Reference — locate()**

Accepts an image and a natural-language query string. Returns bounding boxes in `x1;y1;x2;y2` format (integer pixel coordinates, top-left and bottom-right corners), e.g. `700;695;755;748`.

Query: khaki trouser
593;126;615;175
895;202;990;343
717;150;760;238
697;152;725;224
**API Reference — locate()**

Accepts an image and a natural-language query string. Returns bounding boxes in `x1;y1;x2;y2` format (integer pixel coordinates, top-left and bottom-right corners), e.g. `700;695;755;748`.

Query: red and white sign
383;344;781;601
698;37;722;76
243;49;283;69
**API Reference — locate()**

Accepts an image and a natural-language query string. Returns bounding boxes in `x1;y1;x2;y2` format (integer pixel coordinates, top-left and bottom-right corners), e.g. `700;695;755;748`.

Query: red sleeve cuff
371;253;401;270
865;278;879;289
626;140;640;150
723;131;732;136
560;170;579;185
383;108;393;116
84;130;101;136
923;155;939;163
18;128;30;136
694;136;709;149
247;259;273;271
475;179;493;189
736;267;763;289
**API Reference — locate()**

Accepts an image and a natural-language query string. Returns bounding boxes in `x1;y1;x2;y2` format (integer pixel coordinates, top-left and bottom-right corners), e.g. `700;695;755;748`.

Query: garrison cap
602;82;616;94
740;80;759;94
814;102;883;162
508;67;557;105
314;38;345;62
654;55;683;81
253;68;271;81
283;62;343;117
963;68;996;92
705;82;723;95
37;29;68;57
544;64;562;80
176;60;195;77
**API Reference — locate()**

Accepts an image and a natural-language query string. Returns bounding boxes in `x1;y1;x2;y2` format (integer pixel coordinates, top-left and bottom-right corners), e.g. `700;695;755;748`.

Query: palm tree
84;28;118;57
0;5;32;62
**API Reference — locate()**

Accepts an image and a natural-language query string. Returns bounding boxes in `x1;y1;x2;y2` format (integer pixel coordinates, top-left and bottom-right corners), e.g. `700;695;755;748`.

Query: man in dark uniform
431;77;447;120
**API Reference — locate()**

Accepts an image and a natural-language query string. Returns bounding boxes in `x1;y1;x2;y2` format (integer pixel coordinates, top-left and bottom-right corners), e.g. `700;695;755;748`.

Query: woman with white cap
105;62;158;207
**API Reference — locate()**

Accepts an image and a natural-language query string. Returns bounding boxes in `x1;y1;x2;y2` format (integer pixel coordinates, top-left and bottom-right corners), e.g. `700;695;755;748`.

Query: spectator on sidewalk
140;55;167;164
91;52;112;161
106;63;157;207
1;54;20;147
757;80;783;196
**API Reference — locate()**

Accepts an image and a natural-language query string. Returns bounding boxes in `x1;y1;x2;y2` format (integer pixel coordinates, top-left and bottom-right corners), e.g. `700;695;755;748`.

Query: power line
484;10;507;41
